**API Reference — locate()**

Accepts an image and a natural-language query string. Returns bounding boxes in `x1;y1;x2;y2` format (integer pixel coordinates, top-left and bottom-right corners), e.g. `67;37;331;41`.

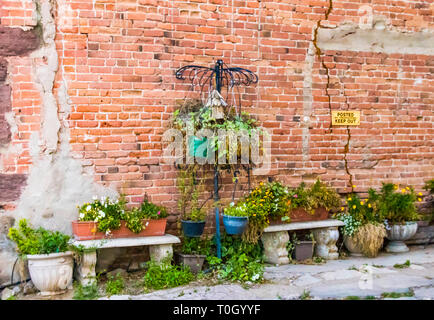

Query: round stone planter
222;215;248;235
343;235;363;257
27;251;74;295
386;222;418;253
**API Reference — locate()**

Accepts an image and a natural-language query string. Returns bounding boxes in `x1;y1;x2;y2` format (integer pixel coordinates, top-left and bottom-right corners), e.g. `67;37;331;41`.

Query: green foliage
8;219;70;255
105;273;124;296
393;260;411;269
143;260;195;290
375;183;420;223
73;282;100;300
176;164;206;222
423;179;434;194
306;179;341;212
300;290;312;300
223;201;249;217
124;197;168;233
381;290;414;299
181;236;212;255
208;233;264;283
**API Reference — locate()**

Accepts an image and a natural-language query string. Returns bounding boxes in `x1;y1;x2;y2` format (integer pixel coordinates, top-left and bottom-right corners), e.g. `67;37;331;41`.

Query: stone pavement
101;245;434;300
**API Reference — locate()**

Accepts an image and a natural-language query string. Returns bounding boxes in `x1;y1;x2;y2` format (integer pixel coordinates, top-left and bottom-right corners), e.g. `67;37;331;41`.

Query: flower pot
71;219;167;240
175;253;206;274
181;220;206;237
27;251;74;296
294;241;314;261
386;222;418;253
289;207;329;223
71;221;105;240
188;136;208;159
222;215;248;235
343;235;363;257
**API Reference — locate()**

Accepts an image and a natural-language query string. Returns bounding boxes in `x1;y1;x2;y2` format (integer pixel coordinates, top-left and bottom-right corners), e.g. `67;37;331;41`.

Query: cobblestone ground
102;245;434;300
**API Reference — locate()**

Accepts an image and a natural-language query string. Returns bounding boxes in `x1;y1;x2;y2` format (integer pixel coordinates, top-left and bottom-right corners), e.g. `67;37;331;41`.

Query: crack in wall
312;0;334;131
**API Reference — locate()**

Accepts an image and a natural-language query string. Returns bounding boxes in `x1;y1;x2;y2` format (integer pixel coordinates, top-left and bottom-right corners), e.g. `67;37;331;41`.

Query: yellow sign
332;111;360;126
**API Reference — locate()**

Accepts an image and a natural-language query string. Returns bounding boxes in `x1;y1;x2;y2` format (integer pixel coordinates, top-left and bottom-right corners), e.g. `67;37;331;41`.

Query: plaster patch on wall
302;43;315;161
317;19;434;55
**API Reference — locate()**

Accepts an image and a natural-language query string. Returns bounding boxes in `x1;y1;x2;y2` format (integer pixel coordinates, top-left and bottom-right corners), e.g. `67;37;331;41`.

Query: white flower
145;222;149;227
100;196;106;202
105;230;111;236
95;217;99;222
79;213;85;219
99;210;105;218
86;205;91;211
230;202;235;207
251;274;260;281
92;195;98;200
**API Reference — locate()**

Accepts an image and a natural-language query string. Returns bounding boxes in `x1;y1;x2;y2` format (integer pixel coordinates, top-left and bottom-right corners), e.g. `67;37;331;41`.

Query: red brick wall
1;0;433;232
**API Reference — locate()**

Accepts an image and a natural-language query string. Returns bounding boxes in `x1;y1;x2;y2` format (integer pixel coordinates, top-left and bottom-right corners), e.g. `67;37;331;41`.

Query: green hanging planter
188;136;208;159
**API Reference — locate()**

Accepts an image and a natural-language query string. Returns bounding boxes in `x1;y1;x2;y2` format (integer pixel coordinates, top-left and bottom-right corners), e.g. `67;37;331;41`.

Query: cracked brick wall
0;0;433;235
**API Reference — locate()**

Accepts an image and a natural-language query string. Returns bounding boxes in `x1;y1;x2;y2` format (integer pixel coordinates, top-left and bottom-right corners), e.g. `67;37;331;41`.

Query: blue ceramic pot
222;215;248;235
181;220;206;237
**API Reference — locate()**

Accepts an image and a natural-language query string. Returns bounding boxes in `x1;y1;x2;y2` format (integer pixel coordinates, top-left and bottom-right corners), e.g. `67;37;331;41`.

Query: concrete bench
261;219;344;265
70;234;180;285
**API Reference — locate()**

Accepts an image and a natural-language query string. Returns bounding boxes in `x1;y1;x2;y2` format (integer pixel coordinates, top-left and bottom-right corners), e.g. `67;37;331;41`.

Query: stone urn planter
343;235;363;257
386;222;418;253
27;251;74;295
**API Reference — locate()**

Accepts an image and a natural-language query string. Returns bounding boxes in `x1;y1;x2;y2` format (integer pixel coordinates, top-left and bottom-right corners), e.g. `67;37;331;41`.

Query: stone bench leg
261;231;289;265
75;250;97;286
149;244;173;264
312;227;339;260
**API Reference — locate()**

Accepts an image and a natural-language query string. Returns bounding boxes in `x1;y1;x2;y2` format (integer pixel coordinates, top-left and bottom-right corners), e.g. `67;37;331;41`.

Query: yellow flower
368;203;371;208
341;207;344;211
352;185;356;188
352;205;356;209
406;187;410;190
91;228;97;233
348;197;352;201
401;189;405;193
418;198;422;202
360;201;364;205
394;185;398;190
418;192;423;196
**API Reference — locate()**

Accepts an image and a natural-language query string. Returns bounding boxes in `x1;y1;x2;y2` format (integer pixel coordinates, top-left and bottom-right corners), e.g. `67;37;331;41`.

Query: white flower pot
386;222;418;253
27;251;74;295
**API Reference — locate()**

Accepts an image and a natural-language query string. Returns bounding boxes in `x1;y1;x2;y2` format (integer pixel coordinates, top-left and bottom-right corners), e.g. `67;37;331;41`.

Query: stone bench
70;234;180;285
261;219;344;265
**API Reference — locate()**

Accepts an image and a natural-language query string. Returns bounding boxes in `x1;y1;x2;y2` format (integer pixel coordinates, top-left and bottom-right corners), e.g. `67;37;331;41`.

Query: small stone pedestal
261;231;290;265
312;227;340;260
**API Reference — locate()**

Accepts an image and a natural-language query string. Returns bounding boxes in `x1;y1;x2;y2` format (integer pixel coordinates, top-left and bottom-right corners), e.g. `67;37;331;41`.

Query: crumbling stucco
317;19;434;55
9;0;117;235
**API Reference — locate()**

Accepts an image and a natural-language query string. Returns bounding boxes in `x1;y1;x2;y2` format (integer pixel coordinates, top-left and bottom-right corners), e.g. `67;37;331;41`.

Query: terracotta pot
72;219;167;240
289;207;329;223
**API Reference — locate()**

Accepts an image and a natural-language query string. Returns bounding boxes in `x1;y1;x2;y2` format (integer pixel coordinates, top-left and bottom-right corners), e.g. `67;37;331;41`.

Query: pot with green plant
176;236;212;274
177;164;207;237
223;201;249;235
8;219;73;295
288;180;341;223
375;183;420;253
337;191;386;257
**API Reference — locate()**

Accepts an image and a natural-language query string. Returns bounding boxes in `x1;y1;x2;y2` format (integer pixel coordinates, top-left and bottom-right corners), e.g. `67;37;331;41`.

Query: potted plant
72;196;168;240
288;180;341;223
177;165;207;237
287;232;315;261
222;201;249;235
337;192;386;257
175;236;211;274
241;181;292;244
8;219;73;295
375;183;420;253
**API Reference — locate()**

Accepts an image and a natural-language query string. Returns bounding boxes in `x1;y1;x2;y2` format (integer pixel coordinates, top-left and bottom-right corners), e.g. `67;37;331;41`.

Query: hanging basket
222;215;248;235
